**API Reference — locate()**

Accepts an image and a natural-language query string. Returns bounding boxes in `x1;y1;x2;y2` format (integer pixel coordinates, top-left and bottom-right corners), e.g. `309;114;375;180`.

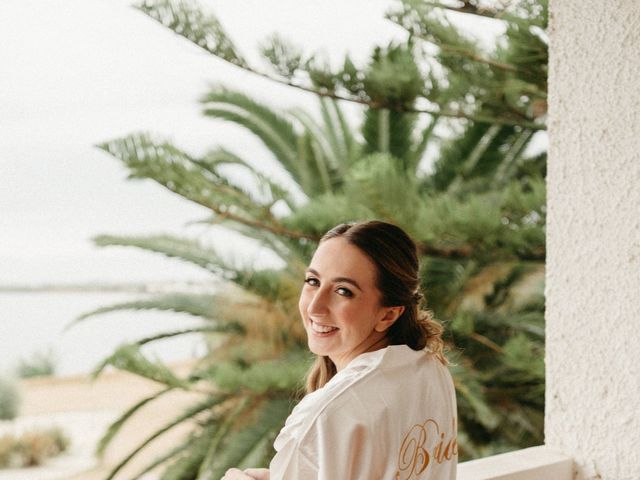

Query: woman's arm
243;468;269;480
220;468;269;480
270;414;376;480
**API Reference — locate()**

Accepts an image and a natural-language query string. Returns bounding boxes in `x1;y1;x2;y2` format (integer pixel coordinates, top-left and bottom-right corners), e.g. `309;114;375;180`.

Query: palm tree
71;0;548;477
75;81;438;478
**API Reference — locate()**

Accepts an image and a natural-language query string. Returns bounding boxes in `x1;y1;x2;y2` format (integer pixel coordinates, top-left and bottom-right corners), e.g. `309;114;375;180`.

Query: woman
223;220;458;480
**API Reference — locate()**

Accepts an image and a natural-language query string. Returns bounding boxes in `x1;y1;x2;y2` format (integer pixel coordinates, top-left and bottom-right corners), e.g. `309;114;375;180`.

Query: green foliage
362;109;418;169
202;397;292;479
71;292;219;324
282;193;374;237
362;43;424;107
137;0;246;67
199;352;310;394
259;34;303;79
103;395;228;480
97;135;284;221
0;377;20;421
200;88;303;191
15;349;57;378
92;344;190;389
136;0;545;130
159;427;215;480
387;0;547;126
0;426;69;468
96;387;173;457
85;0;549;475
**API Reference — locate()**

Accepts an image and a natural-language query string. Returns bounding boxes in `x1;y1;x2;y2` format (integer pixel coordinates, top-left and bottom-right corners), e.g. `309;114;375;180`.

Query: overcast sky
0;0;404;285
0;0;504;286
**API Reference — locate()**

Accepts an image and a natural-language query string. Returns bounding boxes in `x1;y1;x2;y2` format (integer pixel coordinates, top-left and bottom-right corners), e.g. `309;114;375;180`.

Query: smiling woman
222;220;457;480
301;236;406;372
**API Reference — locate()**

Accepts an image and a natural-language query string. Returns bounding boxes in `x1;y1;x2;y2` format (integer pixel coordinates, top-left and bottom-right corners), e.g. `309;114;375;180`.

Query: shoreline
0;280;219;295
8;360;203;480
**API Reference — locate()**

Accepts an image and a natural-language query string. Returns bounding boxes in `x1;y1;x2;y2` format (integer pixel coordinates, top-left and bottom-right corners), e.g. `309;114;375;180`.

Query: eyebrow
305;268;363;291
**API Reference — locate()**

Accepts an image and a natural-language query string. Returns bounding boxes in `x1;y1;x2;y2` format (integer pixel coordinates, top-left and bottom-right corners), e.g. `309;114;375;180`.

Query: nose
306;286;330;317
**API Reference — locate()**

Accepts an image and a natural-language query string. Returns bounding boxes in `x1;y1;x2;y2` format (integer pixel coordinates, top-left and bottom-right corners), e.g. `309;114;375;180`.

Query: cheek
298;290;309;316
337;301;366;326
344;301;379;329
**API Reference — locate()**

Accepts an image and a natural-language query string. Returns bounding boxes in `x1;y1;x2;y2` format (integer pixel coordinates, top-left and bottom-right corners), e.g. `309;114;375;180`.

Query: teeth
311;321;338;333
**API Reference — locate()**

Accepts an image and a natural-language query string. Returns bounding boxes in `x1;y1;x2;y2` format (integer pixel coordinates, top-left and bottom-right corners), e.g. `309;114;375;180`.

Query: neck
332;335;389;372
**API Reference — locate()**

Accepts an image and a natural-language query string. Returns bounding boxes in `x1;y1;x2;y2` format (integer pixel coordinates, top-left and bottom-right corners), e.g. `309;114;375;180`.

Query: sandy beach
3;362;204;480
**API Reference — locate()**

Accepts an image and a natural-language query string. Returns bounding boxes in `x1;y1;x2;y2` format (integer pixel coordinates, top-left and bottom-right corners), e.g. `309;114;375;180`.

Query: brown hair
305;220;448;393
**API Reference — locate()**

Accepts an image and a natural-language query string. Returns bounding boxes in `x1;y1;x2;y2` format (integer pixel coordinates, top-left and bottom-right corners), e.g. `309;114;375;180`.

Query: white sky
0;0;395;284
0;0;505;285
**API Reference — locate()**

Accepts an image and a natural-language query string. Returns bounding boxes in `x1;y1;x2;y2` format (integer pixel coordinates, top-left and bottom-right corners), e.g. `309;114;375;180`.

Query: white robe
269;344;458;479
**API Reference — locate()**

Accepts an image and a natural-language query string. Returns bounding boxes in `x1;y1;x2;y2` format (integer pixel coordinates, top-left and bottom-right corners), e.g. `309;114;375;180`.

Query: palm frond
203;397;293;479
344;153;423;232
136;325;244;347
281;193;374;238
297;130;334;195
449;359;501;431
159;426;215;480
92;234;309;295
104;395;227;480
259;34;304;79
97;386;174;457
287;108;342;192
408;114;439;174
201;354;310;395
328;97;361;168
215;217;295;259
69;293;218;327
200;88;303;187
136;0;246;66
318;97;362;173
97;133;275;221
362;109;418;171
131;432;194;479
446;124;503;192
93;234;231;276
92;344;190;389
201;147;298;211
494;128;536;186
287;108;335;166
420;256;477;315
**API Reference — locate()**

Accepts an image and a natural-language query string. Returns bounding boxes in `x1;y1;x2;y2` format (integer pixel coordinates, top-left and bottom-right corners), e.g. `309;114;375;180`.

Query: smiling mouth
310;320;339;334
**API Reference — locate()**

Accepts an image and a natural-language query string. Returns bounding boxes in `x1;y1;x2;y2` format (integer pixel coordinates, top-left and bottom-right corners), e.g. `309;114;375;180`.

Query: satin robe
269;344;458;479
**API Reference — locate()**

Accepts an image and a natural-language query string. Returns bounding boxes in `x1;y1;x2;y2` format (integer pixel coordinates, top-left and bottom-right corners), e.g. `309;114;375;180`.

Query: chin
307;338;328;357
307;337;338;359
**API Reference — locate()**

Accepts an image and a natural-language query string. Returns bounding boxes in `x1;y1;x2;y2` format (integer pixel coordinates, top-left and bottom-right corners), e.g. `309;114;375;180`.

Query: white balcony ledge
457;445;573;480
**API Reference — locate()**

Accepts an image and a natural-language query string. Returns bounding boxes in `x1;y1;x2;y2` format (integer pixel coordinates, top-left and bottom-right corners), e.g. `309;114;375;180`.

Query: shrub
16;350;57;378
0;377;20;421
0;427;70;469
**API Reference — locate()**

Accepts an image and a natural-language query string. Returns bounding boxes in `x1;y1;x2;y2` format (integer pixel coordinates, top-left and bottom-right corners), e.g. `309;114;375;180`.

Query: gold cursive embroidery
394;417;457;480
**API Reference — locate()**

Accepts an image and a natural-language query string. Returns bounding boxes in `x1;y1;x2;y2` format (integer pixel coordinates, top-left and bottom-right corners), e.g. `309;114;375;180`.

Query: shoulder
301;347;442;436
272;347;456;477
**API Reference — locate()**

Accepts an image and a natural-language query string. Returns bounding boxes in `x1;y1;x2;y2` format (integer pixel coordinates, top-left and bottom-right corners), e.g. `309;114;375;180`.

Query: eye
304;277;319;286
336;287;354;298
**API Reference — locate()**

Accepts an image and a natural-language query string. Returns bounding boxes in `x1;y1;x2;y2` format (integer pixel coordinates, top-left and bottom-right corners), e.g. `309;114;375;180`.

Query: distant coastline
0;280;219;294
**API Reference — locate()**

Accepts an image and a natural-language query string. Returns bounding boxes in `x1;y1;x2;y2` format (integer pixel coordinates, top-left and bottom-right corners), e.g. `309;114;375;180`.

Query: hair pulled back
305;220;447;393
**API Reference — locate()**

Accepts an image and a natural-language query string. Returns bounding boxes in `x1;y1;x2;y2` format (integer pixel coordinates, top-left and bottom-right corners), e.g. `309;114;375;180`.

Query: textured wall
547;1;640;479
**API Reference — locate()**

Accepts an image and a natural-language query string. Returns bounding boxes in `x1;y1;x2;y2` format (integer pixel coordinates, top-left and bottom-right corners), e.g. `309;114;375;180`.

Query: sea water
0;290;208;377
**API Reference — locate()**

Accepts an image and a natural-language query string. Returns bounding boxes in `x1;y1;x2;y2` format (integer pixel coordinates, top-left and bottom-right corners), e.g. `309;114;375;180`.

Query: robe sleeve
269;438;318;480
272;410;379;480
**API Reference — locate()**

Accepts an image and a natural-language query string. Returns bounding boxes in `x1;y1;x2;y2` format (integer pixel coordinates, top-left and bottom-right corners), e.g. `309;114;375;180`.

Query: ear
374;306;405;333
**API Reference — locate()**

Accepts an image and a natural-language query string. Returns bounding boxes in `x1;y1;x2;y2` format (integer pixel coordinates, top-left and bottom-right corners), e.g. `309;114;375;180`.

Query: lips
310;320;339;334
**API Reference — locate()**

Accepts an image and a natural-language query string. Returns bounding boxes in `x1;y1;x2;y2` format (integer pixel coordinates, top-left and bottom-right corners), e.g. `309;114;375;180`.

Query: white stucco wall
547;1;640;479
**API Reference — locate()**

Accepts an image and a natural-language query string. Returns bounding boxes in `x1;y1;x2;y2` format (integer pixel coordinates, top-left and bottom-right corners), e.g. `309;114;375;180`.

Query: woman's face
299;237;403;371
